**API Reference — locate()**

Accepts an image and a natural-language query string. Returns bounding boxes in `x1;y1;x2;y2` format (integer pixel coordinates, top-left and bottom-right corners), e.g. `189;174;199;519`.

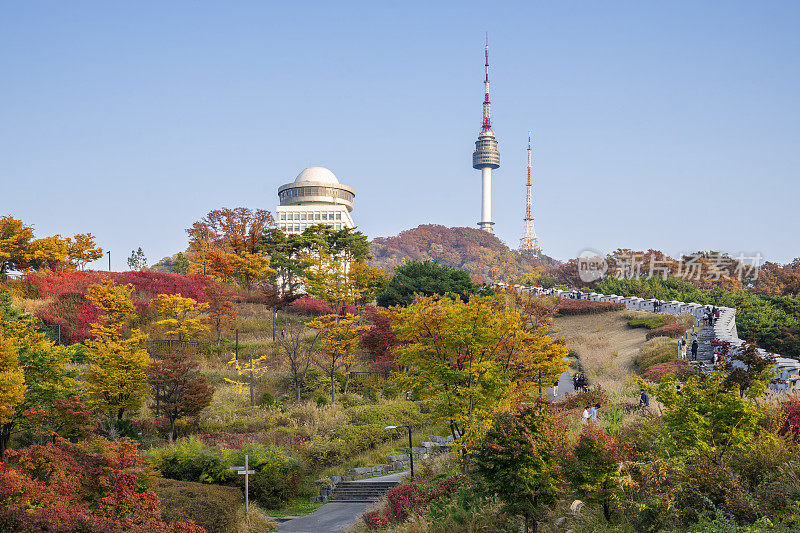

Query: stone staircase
688;323;715;370
328;480;399;503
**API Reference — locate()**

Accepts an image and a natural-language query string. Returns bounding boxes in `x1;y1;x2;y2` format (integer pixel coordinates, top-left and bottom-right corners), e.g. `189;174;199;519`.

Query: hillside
369;224;552;283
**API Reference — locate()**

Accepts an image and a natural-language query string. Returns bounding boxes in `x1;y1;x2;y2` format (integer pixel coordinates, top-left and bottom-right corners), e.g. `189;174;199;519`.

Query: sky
1;1;799;270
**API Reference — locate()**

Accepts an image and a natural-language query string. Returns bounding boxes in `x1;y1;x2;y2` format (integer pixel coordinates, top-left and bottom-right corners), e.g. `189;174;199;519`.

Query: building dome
294;166;339;184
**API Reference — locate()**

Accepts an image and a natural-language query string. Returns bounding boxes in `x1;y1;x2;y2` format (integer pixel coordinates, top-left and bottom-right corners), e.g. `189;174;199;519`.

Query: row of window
280;223;343;232
279;211;343;221
279;187;354;202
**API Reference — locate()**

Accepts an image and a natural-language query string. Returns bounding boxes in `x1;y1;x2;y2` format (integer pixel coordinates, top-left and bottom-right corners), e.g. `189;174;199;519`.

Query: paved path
276;472;407;533
548;370;573;400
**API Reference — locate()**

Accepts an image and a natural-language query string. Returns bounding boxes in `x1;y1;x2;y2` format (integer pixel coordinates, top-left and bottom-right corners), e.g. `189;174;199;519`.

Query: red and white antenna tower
520;131;540;252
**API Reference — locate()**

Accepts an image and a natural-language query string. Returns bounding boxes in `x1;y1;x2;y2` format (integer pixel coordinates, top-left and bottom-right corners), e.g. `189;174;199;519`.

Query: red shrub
26;271;222;343
288;296;358;317
780;397;800;442
645;323;688;340
557;299;625;315
0;438;205;533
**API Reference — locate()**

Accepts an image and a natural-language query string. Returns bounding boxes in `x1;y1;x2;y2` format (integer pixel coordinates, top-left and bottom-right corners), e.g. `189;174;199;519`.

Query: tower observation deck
472;37;500;233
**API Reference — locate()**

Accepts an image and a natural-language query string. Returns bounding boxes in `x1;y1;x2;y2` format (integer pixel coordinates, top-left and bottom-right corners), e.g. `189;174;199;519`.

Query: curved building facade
276;167;355;234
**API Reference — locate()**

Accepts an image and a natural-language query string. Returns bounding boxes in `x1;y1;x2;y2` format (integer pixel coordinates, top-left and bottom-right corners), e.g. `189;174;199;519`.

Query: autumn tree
393;295;568;444
472;402;561;533
204;283;236;345
722;341;776;398
278;318;320;401
360;305;401;371
308;313;369;405
65;233;104;270
0;216;34;278
566;425;624;522
0;329;25;451
85;280;151;421
149;350;214;442
150;293;210;341
86;279;136;339
27;235;69;271
187;207;274;255
127;247;147;270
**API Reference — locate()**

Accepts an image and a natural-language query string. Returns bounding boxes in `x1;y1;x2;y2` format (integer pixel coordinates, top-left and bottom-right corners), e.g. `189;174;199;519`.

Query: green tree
171;252;190;274
0;293;78;459
471;402;560;533
652;373;762;459
377;260;478;307
127;247;147;270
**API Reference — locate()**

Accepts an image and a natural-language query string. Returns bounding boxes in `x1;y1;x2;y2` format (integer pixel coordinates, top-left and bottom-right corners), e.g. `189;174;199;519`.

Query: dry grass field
553;310;651;398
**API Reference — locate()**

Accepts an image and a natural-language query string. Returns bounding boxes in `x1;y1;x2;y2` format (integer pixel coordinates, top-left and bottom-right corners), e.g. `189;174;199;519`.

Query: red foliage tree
149;351;214;443
360;305;400;371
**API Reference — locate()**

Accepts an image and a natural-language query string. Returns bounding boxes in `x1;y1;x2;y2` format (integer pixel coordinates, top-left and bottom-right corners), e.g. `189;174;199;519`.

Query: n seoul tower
472;35;500;233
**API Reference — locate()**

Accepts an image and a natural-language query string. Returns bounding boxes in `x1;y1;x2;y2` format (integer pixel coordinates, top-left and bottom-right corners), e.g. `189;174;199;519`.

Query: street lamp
107;251;111;272
385;425;414;479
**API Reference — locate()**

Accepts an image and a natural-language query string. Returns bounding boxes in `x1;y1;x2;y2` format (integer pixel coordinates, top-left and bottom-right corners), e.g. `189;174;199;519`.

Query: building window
294;225;300;232
335;213;342;220
300;224;306;232
293;213;300;220
322;213;328;220
280;213;286;220
314;212;321;220
301;213;307;221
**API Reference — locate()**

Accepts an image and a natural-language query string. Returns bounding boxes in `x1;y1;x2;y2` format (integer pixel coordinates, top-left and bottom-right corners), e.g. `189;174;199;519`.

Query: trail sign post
229;455;255;515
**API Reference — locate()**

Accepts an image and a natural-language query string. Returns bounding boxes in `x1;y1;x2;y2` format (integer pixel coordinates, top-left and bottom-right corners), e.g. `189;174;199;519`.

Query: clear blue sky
2;1;798;269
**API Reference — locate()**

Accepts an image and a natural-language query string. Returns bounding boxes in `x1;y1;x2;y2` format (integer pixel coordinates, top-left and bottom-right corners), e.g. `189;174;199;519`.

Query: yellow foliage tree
65;233;103;270
85;332;150;420
307;313;369;405
230;251;274;289
392;294;568;446
150;294;210;341
0;216;34;278
0;329;25;426
86;280;136;339
85;280;151;420
301;252;387;313
27;235;69;271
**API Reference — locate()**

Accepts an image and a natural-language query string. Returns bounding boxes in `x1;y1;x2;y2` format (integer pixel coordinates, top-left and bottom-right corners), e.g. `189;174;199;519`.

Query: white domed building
276;167;356;234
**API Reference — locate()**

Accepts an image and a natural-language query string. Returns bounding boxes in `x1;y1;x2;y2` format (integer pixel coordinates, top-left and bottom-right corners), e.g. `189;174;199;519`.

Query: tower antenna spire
482;33;491;131
472;34;500;233
520;131;540;252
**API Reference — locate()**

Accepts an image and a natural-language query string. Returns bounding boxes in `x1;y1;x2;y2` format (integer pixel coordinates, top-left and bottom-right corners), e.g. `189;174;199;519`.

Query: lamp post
385;425;414;478
107;251;111;271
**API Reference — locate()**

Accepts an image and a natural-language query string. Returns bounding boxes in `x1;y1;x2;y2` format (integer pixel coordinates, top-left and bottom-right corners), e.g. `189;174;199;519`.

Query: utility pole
272;306;277;341
248;344;254;408
231;328;239;361
107;251;111;271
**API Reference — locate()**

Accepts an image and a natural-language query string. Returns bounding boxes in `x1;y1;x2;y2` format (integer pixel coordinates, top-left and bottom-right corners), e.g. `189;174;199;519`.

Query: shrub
557;299;624;315
642;360;698;381
154;478;241;533
222;444;301;508
555;385;610;411
646;322;688;340
149;437;229;484
628;316;669;329
346;401;424;427
636;337;678;371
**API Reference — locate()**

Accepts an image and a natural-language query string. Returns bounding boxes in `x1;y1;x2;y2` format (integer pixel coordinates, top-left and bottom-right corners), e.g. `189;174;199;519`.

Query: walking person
590;403;599;422
582;405;590;424
552;381;559;398
639;389;650;409
691;339;698;361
